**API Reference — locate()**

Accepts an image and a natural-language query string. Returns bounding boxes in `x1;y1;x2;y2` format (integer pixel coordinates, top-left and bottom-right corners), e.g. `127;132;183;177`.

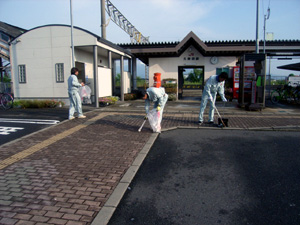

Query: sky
1;0;300;76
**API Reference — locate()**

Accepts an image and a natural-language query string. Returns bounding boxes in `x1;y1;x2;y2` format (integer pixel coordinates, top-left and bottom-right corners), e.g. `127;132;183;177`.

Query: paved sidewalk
0;101;300;225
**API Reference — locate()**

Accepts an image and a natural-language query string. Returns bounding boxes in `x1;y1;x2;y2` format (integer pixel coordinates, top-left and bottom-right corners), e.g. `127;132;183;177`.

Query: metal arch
105;0;149;44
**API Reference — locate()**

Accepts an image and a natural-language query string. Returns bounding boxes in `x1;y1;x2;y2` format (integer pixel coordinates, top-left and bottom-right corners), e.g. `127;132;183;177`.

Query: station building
1;21;300;104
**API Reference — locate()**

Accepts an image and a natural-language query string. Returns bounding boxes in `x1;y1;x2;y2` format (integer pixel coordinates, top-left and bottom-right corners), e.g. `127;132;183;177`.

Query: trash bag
79;85;92;104
147;109;162;133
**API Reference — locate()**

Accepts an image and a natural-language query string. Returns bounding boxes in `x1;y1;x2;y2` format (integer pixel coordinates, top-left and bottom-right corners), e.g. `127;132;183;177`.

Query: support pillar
132;57;137;90
100;0;106;39
93;46;99;107
120;56;124;101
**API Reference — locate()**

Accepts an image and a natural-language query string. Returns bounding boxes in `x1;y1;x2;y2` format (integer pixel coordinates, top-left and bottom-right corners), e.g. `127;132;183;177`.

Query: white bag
147;109;162;133
79;85;91;98
79;85;92;104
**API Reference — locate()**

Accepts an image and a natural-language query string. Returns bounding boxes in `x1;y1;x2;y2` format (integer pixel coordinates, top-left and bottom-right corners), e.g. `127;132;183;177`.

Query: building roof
277;63;300;71
9;24;132;57
119;31;300;65
0;21;27;38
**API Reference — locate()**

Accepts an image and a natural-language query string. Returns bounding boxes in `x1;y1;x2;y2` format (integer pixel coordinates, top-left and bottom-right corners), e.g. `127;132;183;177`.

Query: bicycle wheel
295;91;300;104
270;90;280;104
282;91;290;103
1;93;14;109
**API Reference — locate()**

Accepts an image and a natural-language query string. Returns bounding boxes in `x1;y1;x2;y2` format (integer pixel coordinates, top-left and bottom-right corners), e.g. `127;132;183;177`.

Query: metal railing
0;82;13;94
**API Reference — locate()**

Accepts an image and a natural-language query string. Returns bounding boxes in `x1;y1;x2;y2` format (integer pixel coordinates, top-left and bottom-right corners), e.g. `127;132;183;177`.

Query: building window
0;33;10;42
55;63;64;82
18;65;26;83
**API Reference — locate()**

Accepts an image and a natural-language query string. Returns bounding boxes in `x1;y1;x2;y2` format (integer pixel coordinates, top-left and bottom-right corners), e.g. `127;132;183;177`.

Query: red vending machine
233;67;240;99
233;66;255;99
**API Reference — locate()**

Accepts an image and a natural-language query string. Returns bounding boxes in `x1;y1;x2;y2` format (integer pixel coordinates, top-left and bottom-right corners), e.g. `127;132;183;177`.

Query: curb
91;133;159;225
162;125;300;132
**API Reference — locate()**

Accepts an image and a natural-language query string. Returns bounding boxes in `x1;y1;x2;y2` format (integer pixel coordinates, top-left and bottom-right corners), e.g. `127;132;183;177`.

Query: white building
8;23;300;103
120;31;300;100
9;24;135;104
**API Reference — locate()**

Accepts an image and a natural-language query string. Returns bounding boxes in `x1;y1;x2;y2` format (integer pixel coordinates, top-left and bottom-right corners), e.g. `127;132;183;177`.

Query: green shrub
99;96;119;105
162;79;177;87
108;96;119;104
164;87;177;93
168;93;177;101
124;93;137;101
13;100;64;109
163;83;177;88
162;79;177;94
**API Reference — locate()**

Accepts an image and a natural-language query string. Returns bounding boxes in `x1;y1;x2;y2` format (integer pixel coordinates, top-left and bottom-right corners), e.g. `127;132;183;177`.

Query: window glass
18;65;26;83
55;63;64;82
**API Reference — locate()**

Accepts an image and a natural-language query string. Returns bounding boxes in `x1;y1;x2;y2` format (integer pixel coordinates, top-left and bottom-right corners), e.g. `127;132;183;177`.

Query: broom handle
138;119;147;132
214;103;226;127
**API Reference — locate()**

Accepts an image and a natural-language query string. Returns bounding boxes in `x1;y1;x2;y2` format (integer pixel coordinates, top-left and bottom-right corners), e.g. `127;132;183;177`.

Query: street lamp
263;7;270;53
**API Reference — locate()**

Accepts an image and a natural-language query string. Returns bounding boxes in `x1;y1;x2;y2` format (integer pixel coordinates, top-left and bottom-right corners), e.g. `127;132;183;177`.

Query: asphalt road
0;121;52;145
0;106;93;145
109;129;300;225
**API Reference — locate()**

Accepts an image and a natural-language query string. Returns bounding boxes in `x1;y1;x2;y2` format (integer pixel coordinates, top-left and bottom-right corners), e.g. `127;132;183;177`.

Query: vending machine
233;66;255;99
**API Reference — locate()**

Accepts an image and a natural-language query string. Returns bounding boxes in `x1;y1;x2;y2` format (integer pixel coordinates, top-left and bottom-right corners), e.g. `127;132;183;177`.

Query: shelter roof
277;62;300;71
119;31;300;65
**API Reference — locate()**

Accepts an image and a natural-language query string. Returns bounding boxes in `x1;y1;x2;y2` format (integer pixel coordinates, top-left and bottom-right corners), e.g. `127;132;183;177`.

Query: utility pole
70;0;75;67
255;0;259;54
263;7;270;53
100;0;106;39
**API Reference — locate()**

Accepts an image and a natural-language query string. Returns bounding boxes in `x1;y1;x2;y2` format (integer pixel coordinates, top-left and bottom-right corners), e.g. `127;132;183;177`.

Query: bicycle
0;92;14;109
271;85;300;104
294;86;300;104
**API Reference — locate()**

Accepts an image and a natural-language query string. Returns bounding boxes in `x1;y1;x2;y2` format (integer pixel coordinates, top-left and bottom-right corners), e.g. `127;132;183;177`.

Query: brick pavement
0;105;300;225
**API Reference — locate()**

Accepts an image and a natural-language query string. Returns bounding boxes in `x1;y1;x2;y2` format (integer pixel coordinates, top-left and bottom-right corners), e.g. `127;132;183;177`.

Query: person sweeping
198;72;228;125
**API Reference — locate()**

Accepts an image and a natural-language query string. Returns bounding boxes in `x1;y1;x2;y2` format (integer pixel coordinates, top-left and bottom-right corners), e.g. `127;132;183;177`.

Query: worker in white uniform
142;87;168;123
198;72;228;125
68;67;86;120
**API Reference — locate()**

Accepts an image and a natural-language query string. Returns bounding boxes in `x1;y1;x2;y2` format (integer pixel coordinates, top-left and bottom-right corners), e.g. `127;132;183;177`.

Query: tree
185;69;203;83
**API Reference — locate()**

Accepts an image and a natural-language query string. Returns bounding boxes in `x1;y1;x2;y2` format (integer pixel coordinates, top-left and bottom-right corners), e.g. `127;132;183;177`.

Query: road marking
0;118;60;125
0;126;24;135
0;112;111;170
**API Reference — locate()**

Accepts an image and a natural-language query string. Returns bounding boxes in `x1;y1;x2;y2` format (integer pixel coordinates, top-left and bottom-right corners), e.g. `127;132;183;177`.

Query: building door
178;66;204;100
75;62;85;84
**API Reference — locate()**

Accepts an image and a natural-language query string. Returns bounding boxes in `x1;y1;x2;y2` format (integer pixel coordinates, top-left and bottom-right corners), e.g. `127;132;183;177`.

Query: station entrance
178;66;204;100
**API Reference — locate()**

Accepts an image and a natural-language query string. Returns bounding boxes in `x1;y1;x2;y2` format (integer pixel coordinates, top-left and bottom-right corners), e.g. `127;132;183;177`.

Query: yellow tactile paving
0;112;112;170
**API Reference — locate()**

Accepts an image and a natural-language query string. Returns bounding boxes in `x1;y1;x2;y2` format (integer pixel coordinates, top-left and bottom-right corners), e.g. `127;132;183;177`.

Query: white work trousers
198;91;216;122
68;90;83;118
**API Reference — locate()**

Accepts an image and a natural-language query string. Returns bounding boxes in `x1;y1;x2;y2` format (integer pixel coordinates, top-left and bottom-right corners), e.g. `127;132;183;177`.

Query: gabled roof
119;31;300;65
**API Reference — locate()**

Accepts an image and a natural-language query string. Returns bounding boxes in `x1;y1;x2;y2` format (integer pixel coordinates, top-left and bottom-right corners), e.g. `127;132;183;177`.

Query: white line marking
0;118;60;125
0;126;24;135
